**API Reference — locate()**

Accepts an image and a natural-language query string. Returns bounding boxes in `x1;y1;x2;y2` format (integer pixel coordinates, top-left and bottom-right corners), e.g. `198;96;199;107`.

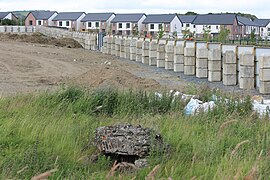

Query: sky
0;0;269;18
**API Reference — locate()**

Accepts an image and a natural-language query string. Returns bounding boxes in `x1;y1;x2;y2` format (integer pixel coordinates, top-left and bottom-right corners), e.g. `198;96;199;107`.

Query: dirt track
0;40;189;96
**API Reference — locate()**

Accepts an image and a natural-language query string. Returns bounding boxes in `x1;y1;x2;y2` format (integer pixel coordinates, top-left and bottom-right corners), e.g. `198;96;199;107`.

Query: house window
96;22;99;27
127;30;130;35
112;30;116;34
126;23;130;28
119;23;122;28
193;25;196;28
66;21;70;26
88;22;91;27
159;24;163;29
186;24;190;27
118;30;122;35
29;20;33;26
261;28;264;32
59;21;62;26
268;28;270;31
150;24;154;30
38;21;41;25
216;25;219;29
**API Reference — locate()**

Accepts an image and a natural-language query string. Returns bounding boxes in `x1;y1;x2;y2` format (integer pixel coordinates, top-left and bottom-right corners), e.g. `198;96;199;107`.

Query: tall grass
0;86;270;179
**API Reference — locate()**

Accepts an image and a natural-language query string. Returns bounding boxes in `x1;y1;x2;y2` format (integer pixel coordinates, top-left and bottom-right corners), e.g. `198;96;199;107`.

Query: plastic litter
184;98;215;115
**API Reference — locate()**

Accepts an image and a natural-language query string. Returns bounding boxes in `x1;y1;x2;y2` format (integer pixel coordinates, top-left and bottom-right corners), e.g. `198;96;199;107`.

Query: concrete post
101;36;108;54
239;52;255;89
149;40;158;66
184;47;196;75
115;37;121;57
142;40;150;64
124;38;131;59
223;51;237;85
106;36;112;55
110;36;116;56
165;44;174;70
259;56;270;94
174;44;184;72
208;49;222;82
157;41;166;68
196;48;208;78
130;39;137;61
136;39;143;62
120;37;126;58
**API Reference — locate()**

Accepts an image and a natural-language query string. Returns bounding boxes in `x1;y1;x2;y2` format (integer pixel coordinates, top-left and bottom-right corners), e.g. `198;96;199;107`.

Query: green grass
0;86;270;179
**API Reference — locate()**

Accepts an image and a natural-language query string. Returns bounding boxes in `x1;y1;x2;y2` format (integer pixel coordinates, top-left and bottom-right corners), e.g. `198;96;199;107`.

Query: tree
157;26;164;39
218;27;230;42
203;25;211;41
0;19;17;25
250;29;256;43
132;24;139;37
185;11;198;15
182;28;194;39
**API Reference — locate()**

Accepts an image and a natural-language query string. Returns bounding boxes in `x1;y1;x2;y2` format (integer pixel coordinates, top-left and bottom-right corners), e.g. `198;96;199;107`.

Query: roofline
142;14;182;24
192;14;237;25
24;11;58;21
111;13;146;23
81;12;115;22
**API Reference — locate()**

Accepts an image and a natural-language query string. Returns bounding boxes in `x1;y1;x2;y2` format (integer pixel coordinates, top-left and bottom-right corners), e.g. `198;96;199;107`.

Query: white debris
184;98;215;115
73;59;77;62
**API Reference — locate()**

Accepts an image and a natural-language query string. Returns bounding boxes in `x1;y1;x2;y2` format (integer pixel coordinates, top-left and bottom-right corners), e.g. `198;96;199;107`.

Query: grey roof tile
53;12;85;21
253;19;270;27
142;14;178;24
31;11;57;20
193;14;236;25
0;12;10;19
237;16;259;26
81;13;114;22
178;15;197;23
111;13;145;23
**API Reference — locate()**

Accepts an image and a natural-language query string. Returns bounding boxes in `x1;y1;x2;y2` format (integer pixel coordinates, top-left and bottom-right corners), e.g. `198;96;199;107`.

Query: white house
111;14;146;35
0;12;18;21
178;15;197;34
237;16;259;37
192;14;241;39
254;19;270;39
81;13;115;33
142;14;182;37
52;12;86;31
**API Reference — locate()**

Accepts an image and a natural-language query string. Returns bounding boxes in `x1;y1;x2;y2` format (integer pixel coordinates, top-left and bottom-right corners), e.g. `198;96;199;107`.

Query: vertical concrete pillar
157;41;166;68
142;40;150;64
223;51;237;85
196;48;208;78
124;38;131;59
259;56;270;94
136;39;143;62
101;36;107;54
174;43;184;72
239;52;255;89
165;43;174;70
130;39;137;61
115;37;121;57
184;47;196;75
120;37;126;58
149;40;158;66
106;36;112;55
110;36;116;56
208;49;222;82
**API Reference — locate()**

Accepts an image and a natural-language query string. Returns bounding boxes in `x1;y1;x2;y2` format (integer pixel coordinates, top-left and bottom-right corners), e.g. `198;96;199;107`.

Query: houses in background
81;13;115;33
237;16;259;38
25;11;57;26
111;14;146;35
52;12;86;31
178;15;197;35
0;12;18;22
254;19;270;39
142;14;182;37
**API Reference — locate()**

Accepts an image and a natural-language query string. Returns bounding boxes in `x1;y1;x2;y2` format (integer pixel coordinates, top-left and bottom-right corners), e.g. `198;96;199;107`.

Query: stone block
223;74;237;86
174;55;184;64
149;42;158;51
120;52;126;58
142;57;149;64
184;57;196;66
149;51;157;57
130;40;137;47
223;64;237;75
149;57;157;66
239;53;254;66
196;68;208;78
157;60;165;68
196;48;208;59
136;49;142;54
157;44;166;52
259;56;270;69
136;41;143;48
136;55;142;62
142;41;150;50
208;49;221;61
157;52;165;60
208;71;222;82
208;60;221;71
259;81;270;94
239;77;254;90
184;47;195;57
259;68;270;81
174;45;184;55
130;54;136;61
240;66;255;78
165;62;174;70
196;58;208;68
165;45;174;53
165;53;174;62
184;66;195;75
142;50;149;57
174;64;184;72
130;47;137;54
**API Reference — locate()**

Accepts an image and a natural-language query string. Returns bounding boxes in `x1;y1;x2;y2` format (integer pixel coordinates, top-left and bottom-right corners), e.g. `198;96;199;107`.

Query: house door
29;20;33;26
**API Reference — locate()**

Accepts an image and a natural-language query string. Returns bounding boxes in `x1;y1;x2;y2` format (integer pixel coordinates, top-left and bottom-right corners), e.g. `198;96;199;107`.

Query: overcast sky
0;0;269;18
